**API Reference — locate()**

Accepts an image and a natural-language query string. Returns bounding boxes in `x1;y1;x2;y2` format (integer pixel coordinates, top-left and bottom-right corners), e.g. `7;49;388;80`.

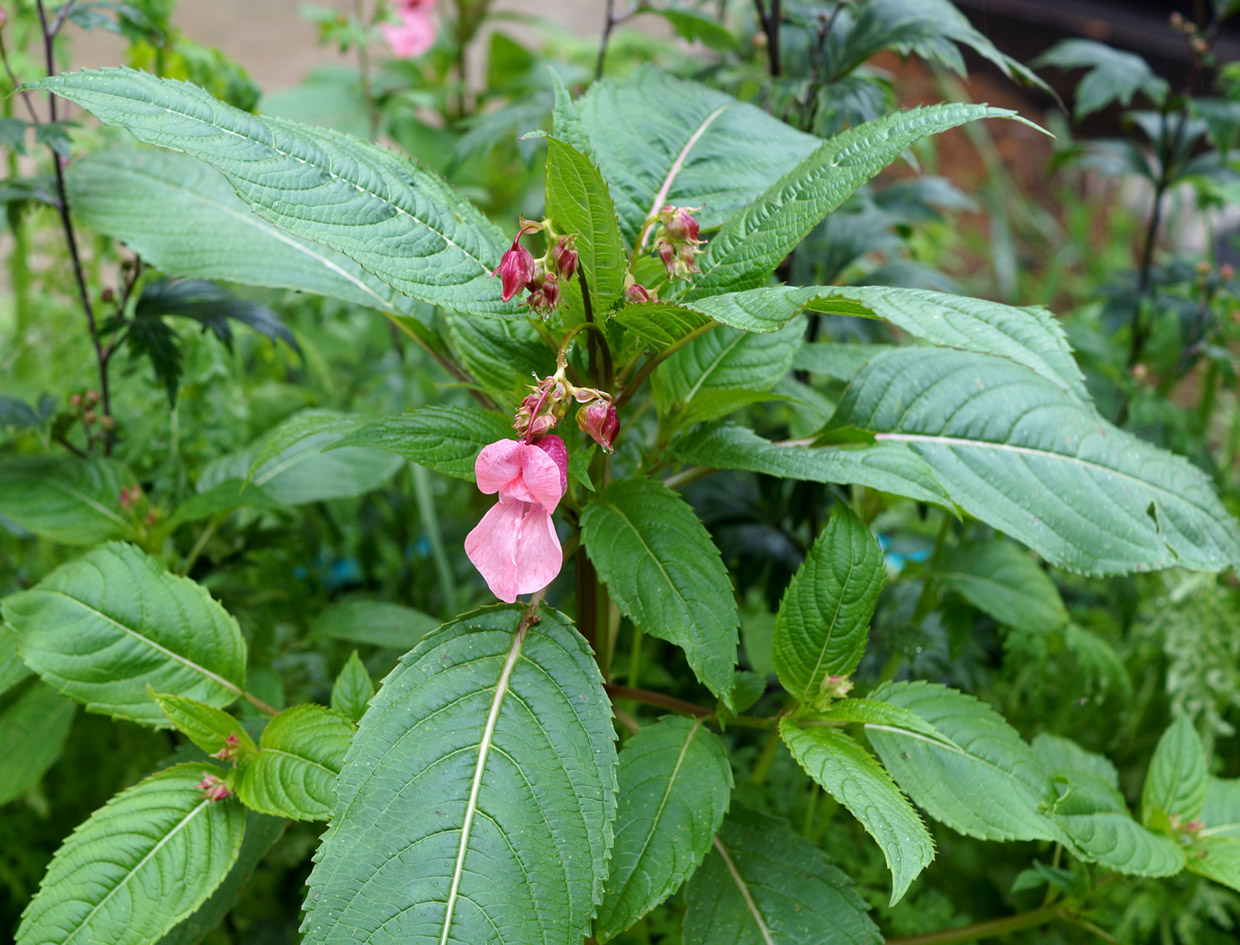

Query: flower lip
474;438;565;512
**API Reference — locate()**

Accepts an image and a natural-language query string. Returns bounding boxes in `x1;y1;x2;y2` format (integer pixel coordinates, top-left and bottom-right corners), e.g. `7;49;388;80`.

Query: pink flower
381;0;437;59
465;436;568;603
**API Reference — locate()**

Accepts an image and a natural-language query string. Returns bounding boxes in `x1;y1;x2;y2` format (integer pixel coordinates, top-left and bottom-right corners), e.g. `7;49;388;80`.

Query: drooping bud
526;269;561;315
553;235;579;282
210;732;242;762
531;434;569;493
197;773;232;802
514;376;567;439
656;237;676;279
660;204;701;243
625;281;656;303
577;398;620;453
492;240;536;302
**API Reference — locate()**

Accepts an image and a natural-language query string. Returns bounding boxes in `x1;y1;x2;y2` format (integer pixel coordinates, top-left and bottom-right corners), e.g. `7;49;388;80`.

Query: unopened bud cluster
514;363;620;454
210;732;243;762
653;204;705;280
197;773;232;802
492;217;579;317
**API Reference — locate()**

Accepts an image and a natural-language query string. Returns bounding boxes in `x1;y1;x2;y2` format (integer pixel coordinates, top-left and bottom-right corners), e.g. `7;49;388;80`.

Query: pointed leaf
938;539;1067;634
774;507;884;705
2;542;247;726
330;651;375;722
1201;777;1240;839
1187;838;1240;892
685;104;1033;298
581;480;738;707
16;763;245;945
866;681;1063;842
0;625;34;699
614;301;710;349
152;691;256;760
1141;714;1208;828
0;455;135;546
162;478;286;530
331;406;515;481
596;717;733;941
683;810;881;945
672;423;953;508
0;682;77;805
301;605;618;945
309;599;439;651
37;68;519;317
235;704;353;822
828;347;1240;574
545;138;627;317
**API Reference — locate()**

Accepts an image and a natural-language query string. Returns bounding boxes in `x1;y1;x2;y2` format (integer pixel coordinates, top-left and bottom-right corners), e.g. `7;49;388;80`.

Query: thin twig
0;35;41;123
616;320;718;407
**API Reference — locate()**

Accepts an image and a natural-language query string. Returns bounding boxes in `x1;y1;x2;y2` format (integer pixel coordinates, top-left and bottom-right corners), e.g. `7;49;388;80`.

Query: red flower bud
661;204;701;243
625;282;656;303
526;271;561;315
577;398;619;453
492;240;535;302
197;773;232;802
656;237;676;279
553;236;579;282
531;434;569;493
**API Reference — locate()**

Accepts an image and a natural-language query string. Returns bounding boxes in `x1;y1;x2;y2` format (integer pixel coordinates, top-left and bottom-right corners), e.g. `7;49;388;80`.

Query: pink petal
464;498;562;603
381;9;435;58
475;440;527;496
474;439;565;512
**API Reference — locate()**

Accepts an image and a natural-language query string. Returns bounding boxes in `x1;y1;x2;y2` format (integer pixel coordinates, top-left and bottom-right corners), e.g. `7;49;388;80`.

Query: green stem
412;463;456;616
242;690;280;717
626;625;643;688
749;726;785;785
616;321;717;407
885;905;1063;945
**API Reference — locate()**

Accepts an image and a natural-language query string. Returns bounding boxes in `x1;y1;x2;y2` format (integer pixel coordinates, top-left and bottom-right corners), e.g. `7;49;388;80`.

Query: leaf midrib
713;836;775;945
638;103;730;251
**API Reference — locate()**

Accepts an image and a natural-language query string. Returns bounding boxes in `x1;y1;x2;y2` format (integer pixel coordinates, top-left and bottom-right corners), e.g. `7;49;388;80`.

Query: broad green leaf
1034;39;1168;120
155;811;285;945
684;104;1031;298
614;301;711;349
235;704;353;822
16;763;245;945
163;478;285;530
301;606;617;945
579;67;821;242
1201;778;1240;839
582;479;738;707
685;285;1089;402
550;70;592;159
596;717;732;941
866;681;1063;842
1141;714;1208;829
66;148;409;313
1044;768;1184;877
828;347;1240;574
683;810;880;945
1032;733;1119;788
0;455;134;545
938;539;1067;634
1187;838;1240;892
671;423;953;508
38;68;520;317
545;138;627;318
331;651;375;722
0;682;76;805
2;542;247;725
152;692;256;760
0;625;34;698
793;342;892;381
441;312;554;400
332;406;514;481
654;319;803;426
309;599;439;650
807;696;958;746
774;506;883;705
199;409;404;506
781;719;933;905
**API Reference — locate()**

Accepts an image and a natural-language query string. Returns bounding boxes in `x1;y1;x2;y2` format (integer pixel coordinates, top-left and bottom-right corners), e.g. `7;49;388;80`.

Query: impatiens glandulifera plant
3;52;1240;945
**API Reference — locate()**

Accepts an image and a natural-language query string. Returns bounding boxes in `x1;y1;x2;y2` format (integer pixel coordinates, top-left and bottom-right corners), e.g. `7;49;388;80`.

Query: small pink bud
553;236;579;282
661;205;701;243
577;398;619;453
1221;264;1234;281
492;240;536;302
210;732;241;761
70;393;82;409
526;271;561;315
824;675;853;699
625;282;656;303
656;238;676;279
197;773;232;802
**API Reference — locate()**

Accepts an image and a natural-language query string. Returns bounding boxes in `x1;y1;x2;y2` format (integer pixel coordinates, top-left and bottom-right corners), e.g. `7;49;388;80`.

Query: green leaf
828;347;1240;574
332;406;514;481
155;810;286;945
549;70;591;159
441;312;554;400
1032;733;1119;788
773;507;883;705
0;682;77;805
596;717;733;941
330;651;375;722
579;67;821;243
309;599;439;650
37;68;519;318
1034;39;1168;120
781;719;934;905
16;763;245;945
811;697;960;745
683;809;880;945
793;342;892;381
0;455;135;546
1187;838;1240;892
654;320;803;428
671;423;953;508
685;285;1088;403
2;542;247;726
163;478;285;530
866;681;1063;842
1043;768;1184;876
685;104;1033;298
1201;777;1240;839
614;301;711;349
0;625;34;699
582;479;738;707
67;148;412;313
545;138;627;318
235;704;353;821
301;605;617;945
1141;714;1208;829
152;691;256;759
938;539;1067;634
